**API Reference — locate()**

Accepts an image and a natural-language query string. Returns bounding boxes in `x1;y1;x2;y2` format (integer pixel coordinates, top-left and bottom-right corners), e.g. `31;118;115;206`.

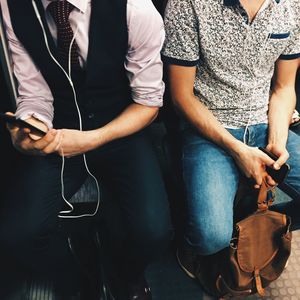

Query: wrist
224;138;246;158
94;127;109;148
268;133;288;150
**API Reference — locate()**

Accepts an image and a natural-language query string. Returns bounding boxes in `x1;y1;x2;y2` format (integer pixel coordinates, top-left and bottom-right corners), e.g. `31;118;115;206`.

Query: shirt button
88;113;94;119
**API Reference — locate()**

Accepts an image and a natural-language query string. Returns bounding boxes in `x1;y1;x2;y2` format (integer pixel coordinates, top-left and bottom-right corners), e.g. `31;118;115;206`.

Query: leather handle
257;172;274;211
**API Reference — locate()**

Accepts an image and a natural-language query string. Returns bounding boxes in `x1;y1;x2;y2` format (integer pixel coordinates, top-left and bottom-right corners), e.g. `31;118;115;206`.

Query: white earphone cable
241;2;277;143
32;0;100;218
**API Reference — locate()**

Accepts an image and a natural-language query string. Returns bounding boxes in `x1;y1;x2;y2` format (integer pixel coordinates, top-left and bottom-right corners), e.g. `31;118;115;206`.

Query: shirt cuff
279;53;300;60
131;82;165;107
133;95;163;107
162;55;199;66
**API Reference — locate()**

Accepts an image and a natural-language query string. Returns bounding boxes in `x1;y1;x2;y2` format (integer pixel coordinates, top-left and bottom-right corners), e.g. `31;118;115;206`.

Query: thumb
273;152;289;170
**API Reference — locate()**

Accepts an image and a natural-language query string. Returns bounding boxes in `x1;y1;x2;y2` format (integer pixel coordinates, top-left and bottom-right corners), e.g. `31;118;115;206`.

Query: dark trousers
0;131;172;288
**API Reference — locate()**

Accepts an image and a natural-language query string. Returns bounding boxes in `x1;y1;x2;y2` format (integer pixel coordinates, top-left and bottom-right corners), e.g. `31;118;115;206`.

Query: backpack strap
257;173;275;211
254;268;265;296
257;178;268;211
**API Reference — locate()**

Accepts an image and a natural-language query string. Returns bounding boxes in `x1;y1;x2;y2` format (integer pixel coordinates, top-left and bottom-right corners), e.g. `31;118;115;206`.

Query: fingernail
274;163;280;170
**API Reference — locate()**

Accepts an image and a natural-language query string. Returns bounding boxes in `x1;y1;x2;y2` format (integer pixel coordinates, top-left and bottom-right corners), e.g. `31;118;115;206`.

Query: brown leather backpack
195;176;292;298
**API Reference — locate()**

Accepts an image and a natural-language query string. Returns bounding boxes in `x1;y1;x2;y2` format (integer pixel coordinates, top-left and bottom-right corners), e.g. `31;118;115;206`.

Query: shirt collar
223;0;280;7
42;0;88;13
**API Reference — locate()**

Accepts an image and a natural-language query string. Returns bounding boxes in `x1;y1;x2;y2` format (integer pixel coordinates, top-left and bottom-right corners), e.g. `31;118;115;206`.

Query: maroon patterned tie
47;0;80;71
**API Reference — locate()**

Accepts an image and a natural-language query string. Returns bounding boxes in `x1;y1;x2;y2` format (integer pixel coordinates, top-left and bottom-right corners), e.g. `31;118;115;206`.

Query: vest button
88;113;95;119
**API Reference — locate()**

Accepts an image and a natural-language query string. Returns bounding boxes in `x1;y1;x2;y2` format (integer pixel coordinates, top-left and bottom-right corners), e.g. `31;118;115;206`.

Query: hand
266;143;289;171
58;129;101;157
24;116;49;141
291;109;300;126
231;144;276;189
7;122;62;156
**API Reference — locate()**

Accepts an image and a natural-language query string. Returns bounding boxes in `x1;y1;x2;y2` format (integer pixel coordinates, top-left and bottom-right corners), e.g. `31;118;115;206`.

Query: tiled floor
147;230;300;300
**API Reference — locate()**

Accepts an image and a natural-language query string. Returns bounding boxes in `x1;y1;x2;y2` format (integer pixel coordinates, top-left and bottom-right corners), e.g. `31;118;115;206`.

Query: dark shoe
176;244;198;279
178;245;224;298
128;276;152;300
67;234;103;300
108;274;151;300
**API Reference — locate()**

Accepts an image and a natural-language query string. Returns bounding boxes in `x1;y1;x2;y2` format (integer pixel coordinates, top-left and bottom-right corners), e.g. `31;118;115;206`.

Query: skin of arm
57;104;158;157
7;104;158;157
267;58;300;168
168;64;276;188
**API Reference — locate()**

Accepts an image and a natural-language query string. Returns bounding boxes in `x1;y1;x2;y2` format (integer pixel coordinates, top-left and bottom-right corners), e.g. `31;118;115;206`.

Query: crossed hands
232;143;289;189
6;114;100;157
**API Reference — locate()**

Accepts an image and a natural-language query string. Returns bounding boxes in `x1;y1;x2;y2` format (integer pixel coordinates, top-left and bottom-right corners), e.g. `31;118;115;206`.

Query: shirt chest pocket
264;32;290;61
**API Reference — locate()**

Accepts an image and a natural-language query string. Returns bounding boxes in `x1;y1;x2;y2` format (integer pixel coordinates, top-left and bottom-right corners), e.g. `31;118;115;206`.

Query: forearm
94;103;159;147
268;87;296;147
173;94;244;155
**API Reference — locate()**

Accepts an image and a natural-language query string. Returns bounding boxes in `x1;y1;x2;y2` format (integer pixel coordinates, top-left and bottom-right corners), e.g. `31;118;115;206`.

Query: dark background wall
0;73;20;188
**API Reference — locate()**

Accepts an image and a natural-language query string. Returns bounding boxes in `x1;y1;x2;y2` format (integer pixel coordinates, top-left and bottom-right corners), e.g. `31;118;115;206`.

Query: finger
266;175;277;187
254;173;263;188
29;132;45;141
5;112;14;116
13;128;31;145
32;129;57;150
273;152;289;170
42;130;62;154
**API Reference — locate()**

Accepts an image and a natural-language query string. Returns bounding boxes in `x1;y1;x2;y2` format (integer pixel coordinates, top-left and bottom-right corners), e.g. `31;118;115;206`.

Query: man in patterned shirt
162;0;300;287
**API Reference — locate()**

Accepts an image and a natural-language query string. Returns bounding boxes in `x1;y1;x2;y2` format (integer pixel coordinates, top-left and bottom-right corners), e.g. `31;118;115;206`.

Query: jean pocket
269;32;290;39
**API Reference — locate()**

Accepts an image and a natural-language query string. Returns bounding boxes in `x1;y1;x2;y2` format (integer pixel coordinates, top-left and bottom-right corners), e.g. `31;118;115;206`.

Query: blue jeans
182;124;300;255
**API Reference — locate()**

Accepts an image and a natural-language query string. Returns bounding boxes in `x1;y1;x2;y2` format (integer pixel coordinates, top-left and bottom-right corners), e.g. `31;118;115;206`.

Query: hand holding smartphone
0;112;48;137
259;147;290;184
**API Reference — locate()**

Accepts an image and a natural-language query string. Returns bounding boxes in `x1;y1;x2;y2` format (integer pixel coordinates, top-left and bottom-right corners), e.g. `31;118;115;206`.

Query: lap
182;131;240;204
0;154;87;232
181;128;240;221
89;131;171;237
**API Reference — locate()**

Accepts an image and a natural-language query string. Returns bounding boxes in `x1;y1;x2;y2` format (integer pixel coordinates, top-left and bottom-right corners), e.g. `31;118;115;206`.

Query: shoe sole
176;249;196;279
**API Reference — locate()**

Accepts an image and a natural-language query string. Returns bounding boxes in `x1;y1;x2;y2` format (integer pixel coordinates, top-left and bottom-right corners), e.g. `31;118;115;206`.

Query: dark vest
7;0;132;130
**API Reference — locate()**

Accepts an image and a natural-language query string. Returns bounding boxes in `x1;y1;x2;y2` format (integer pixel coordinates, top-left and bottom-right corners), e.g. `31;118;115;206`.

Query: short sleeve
161;0;200;66
279;3;300;60
279;30;300;60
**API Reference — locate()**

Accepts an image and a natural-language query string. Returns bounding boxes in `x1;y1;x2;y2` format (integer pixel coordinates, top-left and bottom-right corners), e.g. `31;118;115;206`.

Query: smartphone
0;113;47;136
259;147;290;184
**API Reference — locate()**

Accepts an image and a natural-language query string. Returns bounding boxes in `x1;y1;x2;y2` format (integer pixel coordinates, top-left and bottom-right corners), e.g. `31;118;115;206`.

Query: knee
187;222;232;255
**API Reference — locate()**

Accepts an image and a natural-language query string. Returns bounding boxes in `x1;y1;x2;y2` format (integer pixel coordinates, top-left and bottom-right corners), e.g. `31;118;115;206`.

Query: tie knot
48;0;74;26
